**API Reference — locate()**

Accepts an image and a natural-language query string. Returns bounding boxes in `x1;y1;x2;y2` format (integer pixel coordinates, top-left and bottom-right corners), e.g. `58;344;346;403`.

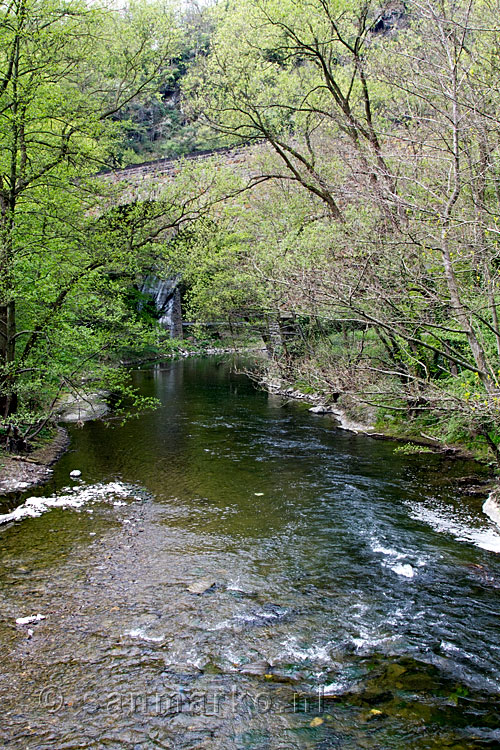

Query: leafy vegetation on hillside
113;1;217;163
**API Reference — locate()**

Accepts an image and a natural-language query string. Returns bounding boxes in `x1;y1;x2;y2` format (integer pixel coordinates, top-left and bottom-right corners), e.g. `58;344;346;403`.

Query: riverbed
1;357;500;749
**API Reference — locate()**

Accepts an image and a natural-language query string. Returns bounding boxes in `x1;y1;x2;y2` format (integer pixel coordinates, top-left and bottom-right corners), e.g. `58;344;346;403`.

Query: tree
184;0;404;221
181;0;500;459
0;0;183;447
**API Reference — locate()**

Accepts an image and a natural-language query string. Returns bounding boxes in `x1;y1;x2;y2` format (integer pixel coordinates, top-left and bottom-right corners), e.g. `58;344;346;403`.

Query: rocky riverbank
266;380;372;433
262;376;493;461
0;427;69;496
0;387;113;496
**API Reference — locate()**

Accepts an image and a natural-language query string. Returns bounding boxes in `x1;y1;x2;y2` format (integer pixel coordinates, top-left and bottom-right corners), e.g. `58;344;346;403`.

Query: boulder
309;405;333;414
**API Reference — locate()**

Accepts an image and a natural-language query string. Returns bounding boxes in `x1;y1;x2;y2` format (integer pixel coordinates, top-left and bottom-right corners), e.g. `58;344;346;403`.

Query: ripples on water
1;357;500;749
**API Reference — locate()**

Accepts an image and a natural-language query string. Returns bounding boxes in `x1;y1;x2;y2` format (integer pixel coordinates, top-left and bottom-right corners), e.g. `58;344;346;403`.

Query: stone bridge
98;144;252;203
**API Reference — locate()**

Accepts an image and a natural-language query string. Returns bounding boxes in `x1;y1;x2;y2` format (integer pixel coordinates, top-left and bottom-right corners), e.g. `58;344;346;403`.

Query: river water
1;357;500;749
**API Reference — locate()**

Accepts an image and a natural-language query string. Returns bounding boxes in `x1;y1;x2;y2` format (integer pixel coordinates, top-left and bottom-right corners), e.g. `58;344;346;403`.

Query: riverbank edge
263;378;500;513
120;344;266;367
262;375;495;464
0;426;70;496
1;350;495;498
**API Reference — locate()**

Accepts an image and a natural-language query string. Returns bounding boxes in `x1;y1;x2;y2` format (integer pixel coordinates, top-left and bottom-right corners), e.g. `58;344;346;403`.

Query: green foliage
165;217;265;323
114;1;216;162
0;0;188;447
394;444;433;456
3;0;500;465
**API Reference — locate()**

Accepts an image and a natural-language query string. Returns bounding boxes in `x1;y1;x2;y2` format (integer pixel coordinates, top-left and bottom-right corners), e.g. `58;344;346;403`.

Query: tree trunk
0;299;17;418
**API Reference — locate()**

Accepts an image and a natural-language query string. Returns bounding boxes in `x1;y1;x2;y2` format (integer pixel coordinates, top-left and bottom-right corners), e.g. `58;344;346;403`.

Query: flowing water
1;357;500;750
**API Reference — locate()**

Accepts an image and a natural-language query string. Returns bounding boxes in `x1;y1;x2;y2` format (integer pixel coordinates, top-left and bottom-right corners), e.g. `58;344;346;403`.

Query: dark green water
1;357;500;749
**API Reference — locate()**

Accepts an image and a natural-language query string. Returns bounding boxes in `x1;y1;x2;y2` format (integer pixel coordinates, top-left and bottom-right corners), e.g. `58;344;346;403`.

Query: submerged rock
187;578;216;595
266;668;304;684
226;586;259;599
239;660;272;676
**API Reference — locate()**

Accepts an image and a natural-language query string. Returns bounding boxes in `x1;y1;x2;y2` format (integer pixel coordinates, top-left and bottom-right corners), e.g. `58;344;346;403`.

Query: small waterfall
140;275;183;338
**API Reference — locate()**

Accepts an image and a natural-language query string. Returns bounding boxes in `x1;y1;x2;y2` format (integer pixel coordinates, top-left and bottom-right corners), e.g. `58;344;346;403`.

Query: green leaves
0;0;187;438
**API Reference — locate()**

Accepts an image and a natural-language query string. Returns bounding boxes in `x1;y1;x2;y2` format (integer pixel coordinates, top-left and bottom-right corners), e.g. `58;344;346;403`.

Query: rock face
140;275;183;338
371;1;406;34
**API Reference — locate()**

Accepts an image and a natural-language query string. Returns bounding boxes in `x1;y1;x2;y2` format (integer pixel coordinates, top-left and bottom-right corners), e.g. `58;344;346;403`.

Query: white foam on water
391;563;415;578
409;501;500;553
206;619;233;631
370;536;422;577
0;482;140;526
371;542;405;559
281;635;334;665
351;633;396;650
440;640;461;654
226;578;244;592
322;680;349;695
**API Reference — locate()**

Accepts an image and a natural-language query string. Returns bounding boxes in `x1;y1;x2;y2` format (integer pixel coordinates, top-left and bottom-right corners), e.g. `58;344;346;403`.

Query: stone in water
16;613;46;625
187;578;216;595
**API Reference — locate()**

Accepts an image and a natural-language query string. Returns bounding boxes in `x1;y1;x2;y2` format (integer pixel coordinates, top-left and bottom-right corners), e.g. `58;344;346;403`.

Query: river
1;357;500;749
